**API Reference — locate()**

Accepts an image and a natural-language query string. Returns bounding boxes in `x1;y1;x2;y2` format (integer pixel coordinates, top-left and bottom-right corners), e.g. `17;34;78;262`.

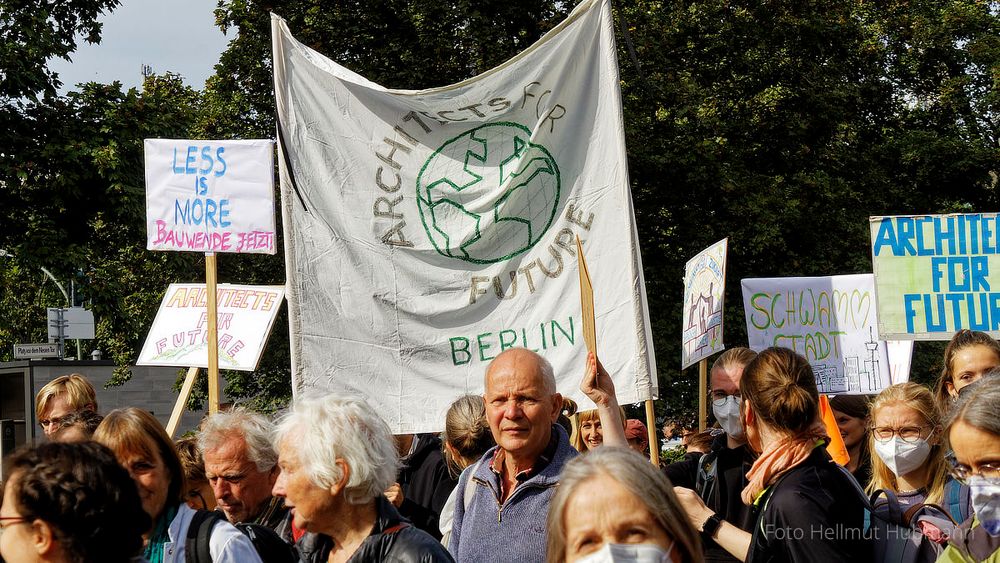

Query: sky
47;0;231;93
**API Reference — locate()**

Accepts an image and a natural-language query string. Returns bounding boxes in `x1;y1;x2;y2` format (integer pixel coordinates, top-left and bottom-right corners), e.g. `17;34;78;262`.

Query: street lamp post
0;248;73;358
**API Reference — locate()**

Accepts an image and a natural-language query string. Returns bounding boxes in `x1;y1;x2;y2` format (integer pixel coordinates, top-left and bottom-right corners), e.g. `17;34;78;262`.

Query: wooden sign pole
645;399;659;466
205;253;220;415
698;358;708;431
165;367;200;438
577;236;659;466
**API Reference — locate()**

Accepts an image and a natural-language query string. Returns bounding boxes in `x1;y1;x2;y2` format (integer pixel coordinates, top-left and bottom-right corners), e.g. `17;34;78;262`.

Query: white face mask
574;542;674;563
712;395;743;439
968;476;1000;536
873;437;931;477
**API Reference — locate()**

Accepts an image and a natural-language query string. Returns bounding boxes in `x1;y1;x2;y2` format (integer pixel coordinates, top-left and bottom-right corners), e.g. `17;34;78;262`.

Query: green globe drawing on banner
416;122;561;264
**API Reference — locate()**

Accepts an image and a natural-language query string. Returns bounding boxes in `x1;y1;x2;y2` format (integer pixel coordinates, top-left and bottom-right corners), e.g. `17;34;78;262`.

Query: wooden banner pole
206;253;220;415
645;399;659;466
166;367;200;438
698;358;708;431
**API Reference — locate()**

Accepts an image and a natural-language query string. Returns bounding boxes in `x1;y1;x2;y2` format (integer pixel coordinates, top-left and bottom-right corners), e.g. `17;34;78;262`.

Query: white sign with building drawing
741;273;901;394
682;239;727;369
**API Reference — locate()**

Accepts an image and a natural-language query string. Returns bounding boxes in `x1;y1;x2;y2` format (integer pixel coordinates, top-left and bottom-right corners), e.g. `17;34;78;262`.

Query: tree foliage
0;0;120;102
1;0;997;421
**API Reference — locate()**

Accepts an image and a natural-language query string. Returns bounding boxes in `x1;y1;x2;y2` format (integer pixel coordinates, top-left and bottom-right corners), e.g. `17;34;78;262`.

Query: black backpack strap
186;510;224;563
695;449;719;502
234;522;299;563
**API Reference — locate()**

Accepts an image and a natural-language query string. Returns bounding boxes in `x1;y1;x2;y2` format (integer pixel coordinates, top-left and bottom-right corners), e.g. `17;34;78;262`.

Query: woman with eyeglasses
938;373;1000;562
866;382;970;561
0;441;150;562
94;408;262;563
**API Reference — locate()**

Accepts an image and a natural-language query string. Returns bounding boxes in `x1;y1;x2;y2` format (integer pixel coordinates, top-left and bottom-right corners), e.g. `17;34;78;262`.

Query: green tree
0;75;204;380
0;0;120;102
616;0;997;425
3;0;996;422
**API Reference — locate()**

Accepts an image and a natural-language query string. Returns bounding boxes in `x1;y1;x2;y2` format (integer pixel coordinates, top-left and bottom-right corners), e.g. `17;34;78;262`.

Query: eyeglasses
948;461;1000;486
872;425;930;443
0;516;28;534
708;390;740;407
38;416;65;430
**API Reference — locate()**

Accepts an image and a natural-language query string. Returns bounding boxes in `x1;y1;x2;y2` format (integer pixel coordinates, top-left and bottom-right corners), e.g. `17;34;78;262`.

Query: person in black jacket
386;433;458;540
273;395;454;563
664;347;757;563
675;347;873;563
296;495;453;563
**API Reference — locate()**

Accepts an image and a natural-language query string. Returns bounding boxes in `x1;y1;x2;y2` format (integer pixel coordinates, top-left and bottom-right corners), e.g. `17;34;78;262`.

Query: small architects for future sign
137;284;284;371
144;139;276;254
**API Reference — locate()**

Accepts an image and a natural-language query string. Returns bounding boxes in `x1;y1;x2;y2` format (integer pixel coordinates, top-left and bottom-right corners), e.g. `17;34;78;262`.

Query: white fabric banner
741;274;910;395
273;0;657;432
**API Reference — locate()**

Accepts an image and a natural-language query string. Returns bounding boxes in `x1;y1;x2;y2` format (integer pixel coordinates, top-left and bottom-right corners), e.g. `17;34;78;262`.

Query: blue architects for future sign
870;213;1000;340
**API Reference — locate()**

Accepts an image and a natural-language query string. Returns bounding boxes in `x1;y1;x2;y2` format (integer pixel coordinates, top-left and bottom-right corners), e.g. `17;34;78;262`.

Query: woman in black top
830;393;874;490
675;347;873;562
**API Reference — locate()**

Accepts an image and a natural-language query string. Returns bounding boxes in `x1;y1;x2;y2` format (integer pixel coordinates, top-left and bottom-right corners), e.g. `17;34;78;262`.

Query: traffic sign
47;307;95;340
13;343;60;359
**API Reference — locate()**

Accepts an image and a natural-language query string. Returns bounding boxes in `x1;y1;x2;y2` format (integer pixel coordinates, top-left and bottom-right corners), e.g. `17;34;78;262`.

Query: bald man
448;347;578;563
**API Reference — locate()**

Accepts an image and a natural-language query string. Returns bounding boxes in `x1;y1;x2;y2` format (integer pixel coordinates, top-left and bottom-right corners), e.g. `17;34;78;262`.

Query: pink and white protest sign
137;284;284;371
144;139;276;254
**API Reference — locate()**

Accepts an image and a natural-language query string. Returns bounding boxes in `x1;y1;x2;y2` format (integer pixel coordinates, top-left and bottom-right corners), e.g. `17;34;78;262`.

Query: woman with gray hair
937;374;1000;562
546;447;700;562
272;394;455;562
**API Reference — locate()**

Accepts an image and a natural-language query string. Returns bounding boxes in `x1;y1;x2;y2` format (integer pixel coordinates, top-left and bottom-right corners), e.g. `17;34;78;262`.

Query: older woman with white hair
546;447;701;562
272;395;455;562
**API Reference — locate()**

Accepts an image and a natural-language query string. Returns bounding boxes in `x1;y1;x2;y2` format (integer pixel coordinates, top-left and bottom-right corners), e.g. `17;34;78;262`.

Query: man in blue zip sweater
449;347;578;562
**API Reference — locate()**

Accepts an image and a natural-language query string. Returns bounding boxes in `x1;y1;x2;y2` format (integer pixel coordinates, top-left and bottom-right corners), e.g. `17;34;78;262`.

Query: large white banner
682;239;727;369
741;274;907;395
273;0;657;432
137;284;284;371
144;139;276;254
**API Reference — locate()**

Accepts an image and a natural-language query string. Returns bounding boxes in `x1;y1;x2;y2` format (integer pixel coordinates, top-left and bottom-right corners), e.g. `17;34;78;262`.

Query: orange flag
820;394;850;466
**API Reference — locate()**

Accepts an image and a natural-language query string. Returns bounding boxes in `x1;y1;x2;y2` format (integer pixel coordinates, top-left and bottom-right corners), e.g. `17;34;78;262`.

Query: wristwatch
702;514;723;540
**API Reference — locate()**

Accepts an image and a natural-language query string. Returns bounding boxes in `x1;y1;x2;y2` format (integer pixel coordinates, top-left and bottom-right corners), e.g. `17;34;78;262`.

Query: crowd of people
1;331;998;562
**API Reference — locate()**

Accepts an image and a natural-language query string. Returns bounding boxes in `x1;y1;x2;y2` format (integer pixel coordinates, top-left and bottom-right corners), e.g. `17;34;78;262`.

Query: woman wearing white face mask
546;447;700;562
867;382;970;521
938;374;1000;562
863;382;971;563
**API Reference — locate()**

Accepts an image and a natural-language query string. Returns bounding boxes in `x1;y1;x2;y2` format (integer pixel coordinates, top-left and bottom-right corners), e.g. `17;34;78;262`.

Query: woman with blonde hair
94;408;261;563
441;395;496;478
868;383;964;505
866;381;970;559
571;407;626;453
438;395;497;547
34;373;98;437
934;329;1000;415
937;373;1000;562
